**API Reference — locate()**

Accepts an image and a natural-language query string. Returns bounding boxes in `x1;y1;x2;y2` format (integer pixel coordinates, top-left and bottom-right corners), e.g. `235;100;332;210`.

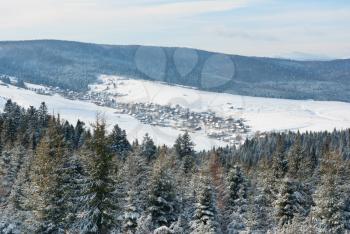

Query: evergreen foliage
313;150;350;233
147;151;178;228
140;133;157;162
174;131;195;159
77;117;119;233
190;175;222;234
30;122;67;233
0;100;349;233
109;124;131;160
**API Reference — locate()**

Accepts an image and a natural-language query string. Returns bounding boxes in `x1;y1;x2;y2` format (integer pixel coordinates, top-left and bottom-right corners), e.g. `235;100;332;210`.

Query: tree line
0;100;349;233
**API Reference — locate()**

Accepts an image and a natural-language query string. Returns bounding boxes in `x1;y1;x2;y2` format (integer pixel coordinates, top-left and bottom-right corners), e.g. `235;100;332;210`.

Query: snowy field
1;76;350;149
91;75;350;133
0;82;225;150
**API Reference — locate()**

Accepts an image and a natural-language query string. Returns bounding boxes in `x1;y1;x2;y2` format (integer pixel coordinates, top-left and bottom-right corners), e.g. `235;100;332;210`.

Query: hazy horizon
1;0;350;59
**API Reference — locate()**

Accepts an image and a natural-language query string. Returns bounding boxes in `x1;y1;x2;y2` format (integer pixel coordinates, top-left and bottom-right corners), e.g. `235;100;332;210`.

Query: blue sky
0;0;349;59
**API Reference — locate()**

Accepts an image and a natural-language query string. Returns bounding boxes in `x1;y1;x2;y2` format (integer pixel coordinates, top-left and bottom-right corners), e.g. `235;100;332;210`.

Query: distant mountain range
275;52;336;61
0;40;349;102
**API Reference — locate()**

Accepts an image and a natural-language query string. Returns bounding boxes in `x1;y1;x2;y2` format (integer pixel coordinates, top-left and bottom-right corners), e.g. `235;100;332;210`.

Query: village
22;79;250;145
113;102;249;144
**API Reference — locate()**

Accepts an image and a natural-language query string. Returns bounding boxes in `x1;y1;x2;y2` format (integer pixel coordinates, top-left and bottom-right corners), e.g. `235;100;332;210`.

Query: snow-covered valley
0;81;226;150
1;75;350;150
90;75;350;133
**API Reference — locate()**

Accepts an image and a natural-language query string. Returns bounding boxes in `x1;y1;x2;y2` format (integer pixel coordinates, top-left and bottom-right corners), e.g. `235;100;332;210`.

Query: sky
0;0;350;59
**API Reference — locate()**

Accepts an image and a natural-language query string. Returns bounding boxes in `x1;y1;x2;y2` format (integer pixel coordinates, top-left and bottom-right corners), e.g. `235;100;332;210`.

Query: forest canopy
0;100;349;233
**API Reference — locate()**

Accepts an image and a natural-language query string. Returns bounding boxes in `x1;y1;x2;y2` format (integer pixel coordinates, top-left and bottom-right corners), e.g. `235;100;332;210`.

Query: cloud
0;0;249;29
0;0;349;58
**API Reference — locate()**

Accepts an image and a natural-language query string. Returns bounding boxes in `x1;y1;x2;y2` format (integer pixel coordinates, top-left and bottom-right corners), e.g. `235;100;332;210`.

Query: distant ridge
0;39;349;102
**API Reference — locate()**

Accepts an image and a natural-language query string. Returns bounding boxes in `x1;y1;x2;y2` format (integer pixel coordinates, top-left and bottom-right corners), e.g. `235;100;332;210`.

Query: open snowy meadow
2;76;350;149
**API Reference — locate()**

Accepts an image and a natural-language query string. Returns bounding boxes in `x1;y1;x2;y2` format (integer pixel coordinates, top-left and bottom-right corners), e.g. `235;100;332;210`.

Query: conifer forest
0;100;349;234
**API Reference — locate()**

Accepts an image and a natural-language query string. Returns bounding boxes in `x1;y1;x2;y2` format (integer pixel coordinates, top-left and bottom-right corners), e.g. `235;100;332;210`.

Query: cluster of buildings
113;102;249;144
26;82;250;145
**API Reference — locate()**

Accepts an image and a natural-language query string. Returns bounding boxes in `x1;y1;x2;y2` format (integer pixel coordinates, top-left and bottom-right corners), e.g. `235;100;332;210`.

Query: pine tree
122;147;149;232
0;150;34;234
124;147;149;203
272;135;288;179
123;191;140;234
302;146;318;178
227;165;247;206
63;120;75;149
246;187;272;233
38;102;48;128
140;133;157;162
190;175;222;234
226;165;248;233
182;154;195;174
174;131;195;159
7;149;32;211
109;124;131;160
0;151;12;204
275;178;298;227
30;124;66;233
74;120;85;149
78;117;118;233
0;147;26;205
313;151;349;233
60;154;87;231
288;133;303;178
4;99;13;113
147;151;177;228
3;109;18;144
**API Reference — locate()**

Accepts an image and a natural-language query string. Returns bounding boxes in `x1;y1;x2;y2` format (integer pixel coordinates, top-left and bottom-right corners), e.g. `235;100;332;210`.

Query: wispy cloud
0;0;249;29
0;0;349;58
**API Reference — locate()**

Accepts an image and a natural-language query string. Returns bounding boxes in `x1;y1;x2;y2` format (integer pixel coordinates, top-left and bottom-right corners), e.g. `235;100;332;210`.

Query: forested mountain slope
0;40;349;101
0;100;349;233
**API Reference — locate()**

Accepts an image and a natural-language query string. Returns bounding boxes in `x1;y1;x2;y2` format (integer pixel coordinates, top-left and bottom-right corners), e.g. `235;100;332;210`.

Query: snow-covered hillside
91;75;350;133
0;82;225;150
2;75;350;149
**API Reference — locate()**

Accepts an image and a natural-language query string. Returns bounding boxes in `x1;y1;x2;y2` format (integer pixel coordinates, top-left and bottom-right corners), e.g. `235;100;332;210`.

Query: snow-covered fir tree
227;165;247;206
121;147;149;233
145;150;178;230
275;178;299;227
174;131;195;159
140;133;157;162
226;165;248;233
77;117;119;233
60;154;87;231
272;135;288;180
0;147;26;205
29;123;67;233
123;190;140;234
109;124;131;160
313;150;350;233
288;133;304;178
190;174;222;234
